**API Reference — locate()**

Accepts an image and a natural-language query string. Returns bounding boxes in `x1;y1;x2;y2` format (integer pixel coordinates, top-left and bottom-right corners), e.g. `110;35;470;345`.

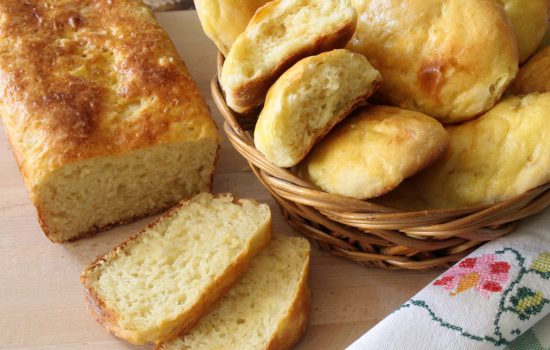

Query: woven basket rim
213;52;550;270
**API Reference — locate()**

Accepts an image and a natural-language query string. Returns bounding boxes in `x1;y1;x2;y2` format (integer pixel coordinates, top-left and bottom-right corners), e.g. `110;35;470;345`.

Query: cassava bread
194;0;271;56
0;0;220;242
347;0;518;123
220;0;357;114
498;0;549;63
254;49;382;168
81;193;272;345
299;106;448;200
508;46;550;95
157;234;311;350
385;93;550;209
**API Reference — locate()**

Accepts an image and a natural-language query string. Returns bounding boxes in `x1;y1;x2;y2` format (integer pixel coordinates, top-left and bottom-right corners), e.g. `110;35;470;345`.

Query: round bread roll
298;106;448;200
392;93;550;209
508;46;550;95
254;49;382;168
194;0;270;56
221;0;357;114
498;0;549;63
347;0;519;123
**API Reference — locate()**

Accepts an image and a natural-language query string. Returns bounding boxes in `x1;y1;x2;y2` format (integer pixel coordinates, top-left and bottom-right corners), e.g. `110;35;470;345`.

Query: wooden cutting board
0;11;442;350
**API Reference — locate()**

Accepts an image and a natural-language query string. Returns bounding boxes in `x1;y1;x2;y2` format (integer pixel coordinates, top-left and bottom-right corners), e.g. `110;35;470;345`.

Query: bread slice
80;193;272;345
0;0;220;242
156;234;311;350
220;0;357;114
254;49;382;167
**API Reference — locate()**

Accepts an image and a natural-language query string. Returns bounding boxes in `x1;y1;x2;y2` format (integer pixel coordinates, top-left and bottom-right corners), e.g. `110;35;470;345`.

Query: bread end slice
81;193;272;345
157;235;311;350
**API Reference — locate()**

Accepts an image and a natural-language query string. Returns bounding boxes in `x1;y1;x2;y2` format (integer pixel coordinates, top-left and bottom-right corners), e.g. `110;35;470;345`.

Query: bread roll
347;0;518;123
508;46;550;95
254;49;381;168
221;0;357;114
498;0;549;63
81;193;272;345
157;235;310;350
390;93;550;209
299;106;448;200
0;0;220;242
194;0;271;56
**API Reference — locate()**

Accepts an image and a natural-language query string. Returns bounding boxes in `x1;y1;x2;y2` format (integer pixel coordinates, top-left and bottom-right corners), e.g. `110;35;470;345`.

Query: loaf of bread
299;106;448;200
347;0;518;123
386;93;550;209
0;0;220;242
254;49;381;168
221;0;357;114
194;0;270;56
498;0;549;63
157;234;310;350
508;46;550;95
81;193;272;345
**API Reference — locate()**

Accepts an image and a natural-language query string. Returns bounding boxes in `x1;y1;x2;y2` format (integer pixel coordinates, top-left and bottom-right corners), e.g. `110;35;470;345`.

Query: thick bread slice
157;234;311;350
254;49;382;167
221;0;357;114
80;193;272;345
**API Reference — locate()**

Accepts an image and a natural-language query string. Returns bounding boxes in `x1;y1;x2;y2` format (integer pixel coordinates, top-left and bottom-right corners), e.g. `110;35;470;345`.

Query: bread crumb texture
159;234;310;350
221;0;357;113
254;49;381;167
82;193;272;344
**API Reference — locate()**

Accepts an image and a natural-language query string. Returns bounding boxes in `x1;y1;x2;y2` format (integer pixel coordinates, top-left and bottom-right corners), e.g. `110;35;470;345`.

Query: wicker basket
212;53;550;270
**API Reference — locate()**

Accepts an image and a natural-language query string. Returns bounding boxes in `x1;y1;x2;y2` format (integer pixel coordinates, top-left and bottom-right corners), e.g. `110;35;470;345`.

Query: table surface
0;11;442;350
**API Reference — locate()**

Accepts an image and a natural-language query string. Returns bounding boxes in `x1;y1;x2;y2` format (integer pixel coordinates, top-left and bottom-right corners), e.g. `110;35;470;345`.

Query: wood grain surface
0;11;440;350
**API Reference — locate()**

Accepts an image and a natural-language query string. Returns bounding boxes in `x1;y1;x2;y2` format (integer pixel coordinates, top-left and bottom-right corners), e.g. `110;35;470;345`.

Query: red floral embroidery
433;254;511;297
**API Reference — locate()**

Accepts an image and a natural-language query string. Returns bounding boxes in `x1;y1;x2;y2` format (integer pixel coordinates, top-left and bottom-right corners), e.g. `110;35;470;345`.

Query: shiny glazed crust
300;106;449;200
0;0;220;240
81;194;273;345
347;0;518;123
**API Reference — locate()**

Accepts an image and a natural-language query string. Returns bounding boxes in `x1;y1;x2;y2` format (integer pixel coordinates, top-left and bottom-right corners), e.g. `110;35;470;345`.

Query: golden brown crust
80;193;272;345
0;0;219;193
347;0;518;123
300;105;449;200
229;23;357;115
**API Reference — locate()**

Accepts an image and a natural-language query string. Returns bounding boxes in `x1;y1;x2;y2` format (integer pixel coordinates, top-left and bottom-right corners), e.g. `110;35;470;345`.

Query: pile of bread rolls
196;0;550;210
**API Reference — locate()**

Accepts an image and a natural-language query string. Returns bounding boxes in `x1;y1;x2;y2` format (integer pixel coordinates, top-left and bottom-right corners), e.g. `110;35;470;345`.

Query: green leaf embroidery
510;287;549;321
531;253;550;279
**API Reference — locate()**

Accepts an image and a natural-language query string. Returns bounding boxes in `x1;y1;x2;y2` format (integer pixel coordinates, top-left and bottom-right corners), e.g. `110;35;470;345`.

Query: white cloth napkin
509;315;550;350
347;210;550;350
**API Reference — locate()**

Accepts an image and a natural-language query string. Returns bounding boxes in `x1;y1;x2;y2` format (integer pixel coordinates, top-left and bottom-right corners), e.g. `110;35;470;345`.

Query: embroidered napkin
347;210;550;350
509;315;550;350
